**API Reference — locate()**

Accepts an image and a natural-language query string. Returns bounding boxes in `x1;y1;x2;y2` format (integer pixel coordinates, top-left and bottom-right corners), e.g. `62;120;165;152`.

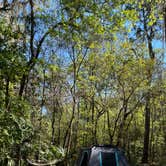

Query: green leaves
0;0;165;164
0;96;34;162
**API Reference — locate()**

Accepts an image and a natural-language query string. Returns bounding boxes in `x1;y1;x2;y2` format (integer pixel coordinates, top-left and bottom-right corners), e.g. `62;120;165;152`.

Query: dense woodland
0;0;166;165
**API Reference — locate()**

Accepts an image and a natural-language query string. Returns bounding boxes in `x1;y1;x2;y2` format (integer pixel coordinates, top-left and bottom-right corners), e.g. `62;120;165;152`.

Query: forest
0;0;165;165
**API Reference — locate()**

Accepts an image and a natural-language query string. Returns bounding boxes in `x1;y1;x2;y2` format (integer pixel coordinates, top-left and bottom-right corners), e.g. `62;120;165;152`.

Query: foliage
0;0;165;165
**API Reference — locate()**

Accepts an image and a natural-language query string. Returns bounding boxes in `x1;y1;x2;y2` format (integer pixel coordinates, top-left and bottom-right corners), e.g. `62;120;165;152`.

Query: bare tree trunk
91;95;95;144
142;95;150;163
57;112;62;145
37;69;46;160
103;113;106;143
94;117;98;144
73;101;80;150
19;73;28;97
107;110;113;144
141;6;155;163
117;100;128;147
150;105;155;163
51;105;56;145
117;116;126;147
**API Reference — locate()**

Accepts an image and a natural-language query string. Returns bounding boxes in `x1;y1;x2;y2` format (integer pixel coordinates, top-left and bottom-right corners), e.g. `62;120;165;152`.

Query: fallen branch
27;158;63;166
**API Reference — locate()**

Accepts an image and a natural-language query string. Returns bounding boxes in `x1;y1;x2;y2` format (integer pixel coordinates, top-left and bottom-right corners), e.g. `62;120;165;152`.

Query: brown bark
51;105;56;145
94;116;98;144
91;95;95;144
142;7;155;162
142;67;154;160
107;110;112;143
51;98;62;145
72;101;80;150
57;112;62;145
142;95;151;163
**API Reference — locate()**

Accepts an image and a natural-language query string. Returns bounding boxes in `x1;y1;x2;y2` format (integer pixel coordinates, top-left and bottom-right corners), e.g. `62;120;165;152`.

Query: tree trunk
141;7;155;162
19;73;28;97
63;54;76;153
142;96;150;163
57;112;62;145
73;101;80;150
103;112;106;143
94;117;98;144
51;105;56;145
117;102;128;147
142;41;154;163
107;110;113;144
91;95;95;144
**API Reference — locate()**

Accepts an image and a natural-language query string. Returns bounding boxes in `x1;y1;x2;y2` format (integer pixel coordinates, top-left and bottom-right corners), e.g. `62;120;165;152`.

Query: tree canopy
0;0;165;165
